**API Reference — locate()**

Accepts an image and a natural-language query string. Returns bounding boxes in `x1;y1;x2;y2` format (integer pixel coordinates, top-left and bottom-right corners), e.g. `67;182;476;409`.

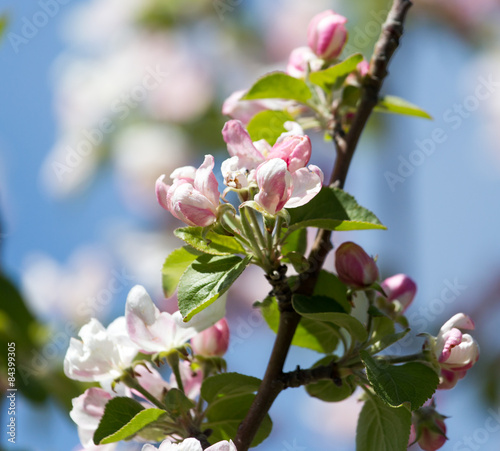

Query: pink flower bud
335;241;379;289
412;403;448;451
267;135;312;173
335;242;379;289
435;313;479;372
307;10;348;60
357;59;370;77
286;46;317;79
380;273;417;313
156;155;220;227
191;318;230;357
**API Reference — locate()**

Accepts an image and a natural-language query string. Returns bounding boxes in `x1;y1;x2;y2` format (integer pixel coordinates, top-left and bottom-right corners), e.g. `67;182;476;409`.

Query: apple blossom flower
125;285;225;354
156;155;220;227
64;317;139;382
142;438;237;451
335;242;379;289
191;318;230;357
70;387;112;448
307;10;348;60
380;273;417;313
253;158;323;215
266;135;312;173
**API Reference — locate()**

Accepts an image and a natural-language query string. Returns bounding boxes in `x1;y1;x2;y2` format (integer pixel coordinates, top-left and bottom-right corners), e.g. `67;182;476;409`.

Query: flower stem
122;372;166;410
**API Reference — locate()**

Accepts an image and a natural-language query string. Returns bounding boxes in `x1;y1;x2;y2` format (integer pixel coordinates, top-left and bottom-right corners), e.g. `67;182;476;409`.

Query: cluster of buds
334;241;417;315
64;285;231;449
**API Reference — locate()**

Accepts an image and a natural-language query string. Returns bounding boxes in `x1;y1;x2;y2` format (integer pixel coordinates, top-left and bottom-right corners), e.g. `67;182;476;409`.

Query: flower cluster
156;120;323;226
65;285;230;449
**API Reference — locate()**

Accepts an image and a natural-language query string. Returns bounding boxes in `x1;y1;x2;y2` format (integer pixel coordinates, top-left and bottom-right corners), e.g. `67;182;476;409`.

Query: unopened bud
191;318;230;357
380;273;417;313
307;10;348;60
335;241;379;289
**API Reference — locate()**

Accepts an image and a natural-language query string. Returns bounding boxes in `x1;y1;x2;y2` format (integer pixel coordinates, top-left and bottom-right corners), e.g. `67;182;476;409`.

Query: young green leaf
374;95;432;119
314;270;350;313
356;396;412;451
309;53;364;91
257;296;340;353
287;187;386;233
280;228;307;256
360;351;439;410
201;373;262;403
305;356;355;402
178;254;251;321
242;72;312;103
162;246;202;298
246;110;295;145
293;295;368;342
204;393;272;447
94;397;166;445
164;388;195;418
174;227;245;256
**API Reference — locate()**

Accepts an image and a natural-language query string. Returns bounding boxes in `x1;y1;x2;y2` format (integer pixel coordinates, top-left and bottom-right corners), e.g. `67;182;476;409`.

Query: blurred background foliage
1;0;500;449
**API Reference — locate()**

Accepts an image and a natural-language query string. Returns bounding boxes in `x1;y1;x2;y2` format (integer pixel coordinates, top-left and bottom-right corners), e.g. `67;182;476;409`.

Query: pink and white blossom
70;387;112;448
307;10;348;60
64;317;139;382
142;438;237;451
434;313;479;371
125;285;225;354
156;155;220;227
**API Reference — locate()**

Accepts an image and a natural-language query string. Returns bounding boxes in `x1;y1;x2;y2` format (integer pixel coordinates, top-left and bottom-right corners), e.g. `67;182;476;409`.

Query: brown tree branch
233;2;412;449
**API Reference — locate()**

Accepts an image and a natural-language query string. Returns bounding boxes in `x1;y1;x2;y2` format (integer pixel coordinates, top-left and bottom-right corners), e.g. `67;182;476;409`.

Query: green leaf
366;317;409;355
356;396;411;451
293;295;368;342
247;110;295;145
164;388;195;418
287;187;386;233
257;296;339;353
205;394;272;447
314;270;350;313
242;72;312;103
201;373;262;403
360;351;439;410
280;228;307;256
309;53;364;91
374;95;432;120
162;246;202;297
174;227;245;256
306;357;355;402
178;254;251;321
94;397;165;445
